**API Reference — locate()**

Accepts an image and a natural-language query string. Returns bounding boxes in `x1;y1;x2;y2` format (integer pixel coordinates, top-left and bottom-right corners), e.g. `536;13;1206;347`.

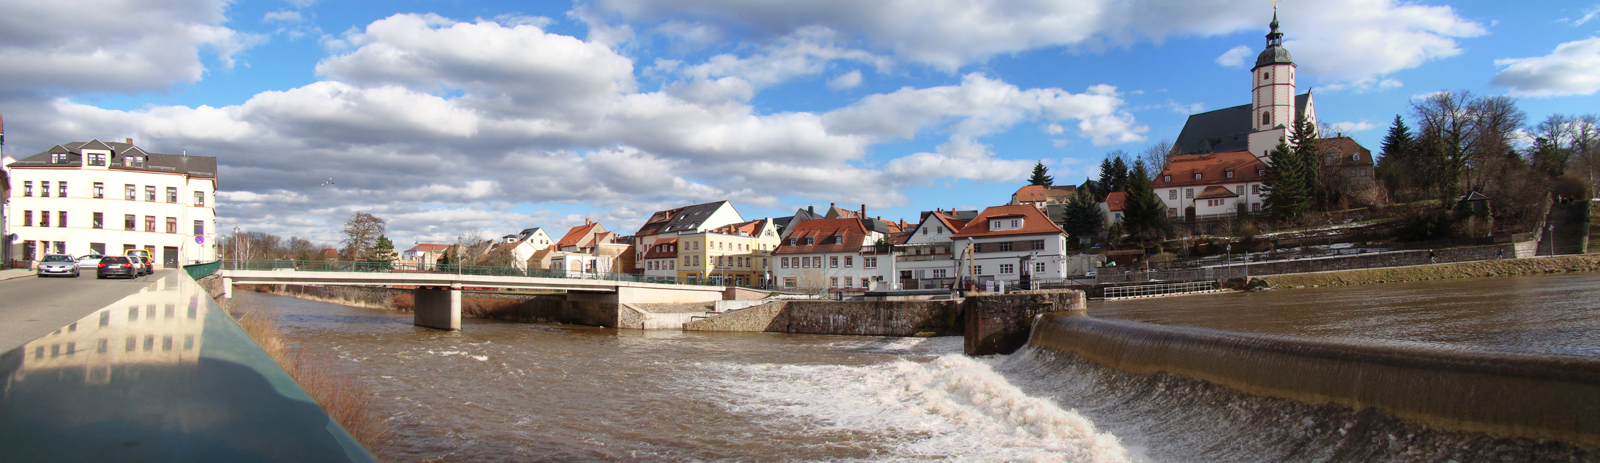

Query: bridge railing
219;260;724;287
183;260;222;279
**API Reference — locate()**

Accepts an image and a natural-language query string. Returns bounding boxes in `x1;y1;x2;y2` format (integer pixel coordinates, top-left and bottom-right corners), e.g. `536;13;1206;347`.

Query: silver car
76;254;104;269
37;254;80;278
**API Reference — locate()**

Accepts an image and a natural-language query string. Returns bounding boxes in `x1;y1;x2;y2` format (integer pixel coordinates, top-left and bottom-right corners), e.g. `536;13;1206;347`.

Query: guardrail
219;260;719;286
1103;281;1219;299
183;260;222;279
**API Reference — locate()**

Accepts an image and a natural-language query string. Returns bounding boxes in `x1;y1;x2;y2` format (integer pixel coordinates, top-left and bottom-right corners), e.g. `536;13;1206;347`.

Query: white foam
694;354;1132;462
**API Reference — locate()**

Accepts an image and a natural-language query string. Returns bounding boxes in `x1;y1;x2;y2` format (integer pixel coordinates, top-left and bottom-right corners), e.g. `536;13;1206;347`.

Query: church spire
1265;10;1283;48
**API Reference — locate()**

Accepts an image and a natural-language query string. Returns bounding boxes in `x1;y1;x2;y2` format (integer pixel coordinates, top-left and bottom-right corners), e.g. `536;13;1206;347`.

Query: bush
1397;209;1457;242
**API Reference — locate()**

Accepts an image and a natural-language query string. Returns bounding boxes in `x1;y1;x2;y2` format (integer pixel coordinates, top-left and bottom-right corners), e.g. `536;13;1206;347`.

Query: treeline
1377;91;1594;235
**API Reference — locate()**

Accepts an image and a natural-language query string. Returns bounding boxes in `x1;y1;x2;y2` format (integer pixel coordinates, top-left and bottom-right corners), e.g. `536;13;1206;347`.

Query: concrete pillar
223;277;233;299
413;286;462;331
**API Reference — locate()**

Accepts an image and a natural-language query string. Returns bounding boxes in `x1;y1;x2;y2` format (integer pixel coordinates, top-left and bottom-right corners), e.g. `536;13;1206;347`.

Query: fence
219;259;721;287
1103;281;1219;299
183;260;222;279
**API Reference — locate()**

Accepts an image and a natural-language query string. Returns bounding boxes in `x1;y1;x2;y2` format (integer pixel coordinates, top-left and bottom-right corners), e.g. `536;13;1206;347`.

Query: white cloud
1563;5;1600;26
828;70;863;90
0;0;266;94
1215;45;1252;67
1328;120;1377;133
1491;37;1600;97
584;0;1485;86
821;74;1141;144
1044;123;1065;135
885;137;1031;184
264;10;303;23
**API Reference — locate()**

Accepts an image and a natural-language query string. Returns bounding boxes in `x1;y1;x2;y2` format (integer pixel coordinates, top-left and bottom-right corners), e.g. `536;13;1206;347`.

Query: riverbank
1260;254;1600;289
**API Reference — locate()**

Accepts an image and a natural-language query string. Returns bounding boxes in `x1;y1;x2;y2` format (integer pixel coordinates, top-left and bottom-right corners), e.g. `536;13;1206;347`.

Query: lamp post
1549;224;1556;256
232;226;240;269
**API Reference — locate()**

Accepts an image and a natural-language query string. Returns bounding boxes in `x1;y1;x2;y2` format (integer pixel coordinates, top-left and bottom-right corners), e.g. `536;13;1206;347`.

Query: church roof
1173;93;1311;155
1255;46;1294;68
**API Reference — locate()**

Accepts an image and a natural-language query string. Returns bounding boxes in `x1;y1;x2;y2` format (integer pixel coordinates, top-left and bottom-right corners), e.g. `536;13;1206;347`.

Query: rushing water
236;272;1600;462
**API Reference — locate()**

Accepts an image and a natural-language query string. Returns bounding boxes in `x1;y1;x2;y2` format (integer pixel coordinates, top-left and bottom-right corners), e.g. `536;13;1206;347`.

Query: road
0;269;174;353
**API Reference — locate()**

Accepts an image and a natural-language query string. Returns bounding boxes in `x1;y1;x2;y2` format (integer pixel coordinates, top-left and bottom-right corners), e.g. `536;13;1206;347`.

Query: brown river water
238;272;1600;462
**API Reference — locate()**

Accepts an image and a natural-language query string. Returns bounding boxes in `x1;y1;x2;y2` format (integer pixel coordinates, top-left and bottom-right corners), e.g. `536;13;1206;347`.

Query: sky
3;0;1599;248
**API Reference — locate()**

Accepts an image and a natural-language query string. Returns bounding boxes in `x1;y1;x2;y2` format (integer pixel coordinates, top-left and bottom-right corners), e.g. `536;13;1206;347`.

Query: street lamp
232;226;240;269
1549;224;1556;256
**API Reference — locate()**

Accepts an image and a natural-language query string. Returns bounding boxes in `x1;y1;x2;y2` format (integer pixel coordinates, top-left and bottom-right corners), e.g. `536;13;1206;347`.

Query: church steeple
1251;7;1296;133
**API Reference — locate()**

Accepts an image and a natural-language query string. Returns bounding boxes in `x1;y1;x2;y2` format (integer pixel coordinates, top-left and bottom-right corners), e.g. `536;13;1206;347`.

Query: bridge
216;260;730;330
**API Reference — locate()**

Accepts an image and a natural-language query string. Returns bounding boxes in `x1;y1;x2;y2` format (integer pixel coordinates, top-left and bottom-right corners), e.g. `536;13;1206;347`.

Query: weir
1028;312;1600;446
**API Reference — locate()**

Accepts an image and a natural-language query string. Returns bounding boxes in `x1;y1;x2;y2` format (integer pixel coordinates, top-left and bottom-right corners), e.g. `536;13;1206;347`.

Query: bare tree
340;212;386;260
1138;139;1175;174
1573;114;1600;195
794;268;829;297
1412;91;1476;201
453;229;492;265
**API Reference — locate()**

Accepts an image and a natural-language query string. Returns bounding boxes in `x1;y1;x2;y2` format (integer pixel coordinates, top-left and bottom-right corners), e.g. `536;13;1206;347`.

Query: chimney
125;138;132;144
808;205;814;214
860;204;866;218
585;218;592;225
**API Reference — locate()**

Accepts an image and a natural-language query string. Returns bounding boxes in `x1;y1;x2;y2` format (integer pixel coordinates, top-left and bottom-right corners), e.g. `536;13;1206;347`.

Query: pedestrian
1428;249;1437;264
1497;248;1505;259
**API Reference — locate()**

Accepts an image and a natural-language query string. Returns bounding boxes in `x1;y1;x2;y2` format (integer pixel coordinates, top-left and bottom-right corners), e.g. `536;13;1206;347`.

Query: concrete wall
723;287;769;300
684;300;963;336
964;290;1086;356
615;285;724;304
413;287;460;330
714;300;768;312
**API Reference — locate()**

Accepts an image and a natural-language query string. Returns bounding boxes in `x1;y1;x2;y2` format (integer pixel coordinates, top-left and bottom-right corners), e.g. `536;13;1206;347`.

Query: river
236;272;1600;462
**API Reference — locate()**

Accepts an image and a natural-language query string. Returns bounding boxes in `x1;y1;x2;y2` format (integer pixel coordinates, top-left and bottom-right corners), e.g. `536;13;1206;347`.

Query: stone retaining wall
683;300;962;336
1261;254;1600;289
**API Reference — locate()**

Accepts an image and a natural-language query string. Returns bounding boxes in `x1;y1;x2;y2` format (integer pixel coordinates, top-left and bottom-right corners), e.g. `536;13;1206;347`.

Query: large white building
951;205;1100;288
6;139;218;268
772;218;892;293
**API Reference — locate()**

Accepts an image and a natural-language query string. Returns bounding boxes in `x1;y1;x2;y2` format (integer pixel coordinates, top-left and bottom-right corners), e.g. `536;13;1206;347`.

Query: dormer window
805;237;814;245
834;236;844;245
88;153;106;166
51;153;67;164
1163;175;1170;183
1226;171;1234;179
788;238;796;246
1194;173;1202;180
1351;153;1360;161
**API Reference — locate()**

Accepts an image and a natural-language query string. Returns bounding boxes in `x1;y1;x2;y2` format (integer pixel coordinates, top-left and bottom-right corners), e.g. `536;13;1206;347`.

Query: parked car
76;254;104;269
1084;269;1098;278
125;250;153;275
135;256;155;276
37;254;80;278
98;256;138;279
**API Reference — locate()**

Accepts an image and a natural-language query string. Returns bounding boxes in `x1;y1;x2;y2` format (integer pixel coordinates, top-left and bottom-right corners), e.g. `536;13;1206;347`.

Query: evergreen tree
1028;161;1054;186
370;235;398;269
1062;189;1103;241
1121;160;1168;239
1289;112;1323;209
1376;115;1417;197
1097;158;1116;195
1262;140;1310;218
1110;157;1130;192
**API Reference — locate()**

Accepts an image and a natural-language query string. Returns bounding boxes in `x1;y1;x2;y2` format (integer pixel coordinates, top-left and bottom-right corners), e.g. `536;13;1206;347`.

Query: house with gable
1155;151;1269;219
772;218;891;293
951;205;1100;288
486;227;555;270
1099;191;1127;228
895;209;975;290
632;200;744;273
1010;185;1077;209
676;218;781;286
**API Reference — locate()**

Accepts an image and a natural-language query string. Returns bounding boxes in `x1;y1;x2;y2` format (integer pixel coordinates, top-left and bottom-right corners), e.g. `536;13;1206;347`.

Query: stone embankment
1260;254;1600;289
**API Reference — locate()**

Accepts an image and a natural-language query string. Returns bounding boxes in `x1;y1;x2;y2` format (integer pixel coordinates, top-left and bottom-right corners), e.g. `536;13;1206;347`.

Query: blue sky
3;0;1599;246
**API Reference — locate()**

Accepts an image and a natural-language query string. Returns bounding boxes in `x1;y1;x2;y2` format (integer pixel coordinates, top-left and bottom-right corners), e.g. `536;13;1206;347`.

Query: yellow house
676;218;781;286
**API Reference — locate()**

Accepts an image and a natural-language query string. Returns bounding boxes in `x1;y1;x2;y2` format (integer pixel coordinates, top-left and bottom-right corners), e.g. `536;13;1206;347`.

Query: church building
1173;10;1316;160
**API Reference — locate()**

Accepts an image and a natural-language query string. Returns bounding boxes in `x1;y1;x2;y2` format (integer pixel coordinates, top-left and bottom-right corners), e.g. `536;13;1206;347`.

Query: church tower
1251;10;1295;132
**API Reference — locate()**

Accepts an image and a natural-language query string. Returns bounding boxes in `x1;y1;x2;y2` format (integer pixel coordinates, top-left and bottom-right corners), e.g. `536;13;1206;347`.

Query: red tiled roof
1195;185;1239;199
557;223;600;248
1104;191;1127;212
1156;150;1267;189
1012;184;1077;203
949;205;1065;239
1318;136;1374;167
773;219;870;255
405;243;451;252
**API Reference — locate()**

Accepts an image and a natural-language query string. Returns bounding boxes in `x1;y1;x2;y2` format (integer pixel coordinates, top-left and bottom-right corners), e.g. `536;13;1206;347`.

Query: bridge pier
414;285;462;331
222;278;233;299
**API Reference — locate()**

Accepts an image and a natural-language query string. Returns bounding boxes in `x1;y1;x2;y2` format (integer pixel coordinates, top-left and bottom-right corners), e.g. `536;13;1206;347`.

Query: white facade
952;233;1069;286
8;141;218;268
1159;182;1265;217
773;250;893;292
895;213;963;290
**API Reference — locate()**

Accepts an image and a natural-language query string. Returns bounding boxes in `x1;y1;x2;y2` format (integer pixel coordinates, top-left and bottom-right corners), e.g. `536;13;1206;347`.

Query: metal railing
219;260;722;286
183;260;222;279
1103;281;1219;299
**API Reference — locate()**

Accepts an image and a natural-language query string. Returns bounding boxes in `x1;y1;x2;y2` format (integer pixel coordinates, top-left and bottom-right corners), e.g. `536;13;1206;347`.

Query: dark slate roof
1255;46;1294;68
660;200;733;234
1173;93;1311;155
9;139;218;179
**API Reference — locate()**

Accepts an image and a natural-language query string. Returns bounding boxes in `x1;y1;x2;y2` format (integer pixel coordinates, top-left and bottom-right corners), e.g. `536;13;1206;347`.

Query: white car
37;254;80;278
76;254;104;269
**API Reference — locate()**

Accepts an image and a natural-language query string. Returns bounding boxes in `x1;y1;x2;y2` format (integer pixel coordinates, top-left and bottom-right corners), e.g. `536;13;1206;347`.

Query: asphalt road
0;269;173;353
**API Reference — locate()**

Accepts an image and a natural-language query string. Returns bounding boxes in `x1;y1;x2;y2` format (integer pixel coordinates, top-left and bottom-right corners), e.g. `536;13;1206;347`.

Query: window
1251;184;1260;195
781;257;789;268
41;181;50;197
1252;203;1262;212
166;217;177;234
144;186;155;201
1352;153;1360;161
88;153;106;166
1010;219;1020;228
805;237;814;245
830;256;839;268
788;238;796;246
999;242;1013;252
1237;186;1244;195
1035;262;1046;273
94;213;104;229
1000;264;1014;274
51;153;67;163
834;236;844;245
864;257;877;269
194;191;205;206
144;216;156;232
830;277;838;288
1169;208;1177;216
862;278;870;288
694;256;701;266
1350;169;1357;177
125;214;136;230
58;182;67;197
40;211;50;228
1226;171;1234;179
22;181;32;197
1258;169;1266;176
125;184;136;200
922;228;928;235
974;265;983;275
166;187;177;203
1193;173;1202;180
1031;240;1045;250
812;256;821;267
843;278;852;288
22;211;31;227
1262;111;1271;125
1186;189;1194;199
784;277;797;289
1163;175;1170;183
1263;72;1270;80
127;156;144;167
844;256;853;267
933;269;947;278
1170;189;1177;200
94;182;104;199
59;212;67;228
